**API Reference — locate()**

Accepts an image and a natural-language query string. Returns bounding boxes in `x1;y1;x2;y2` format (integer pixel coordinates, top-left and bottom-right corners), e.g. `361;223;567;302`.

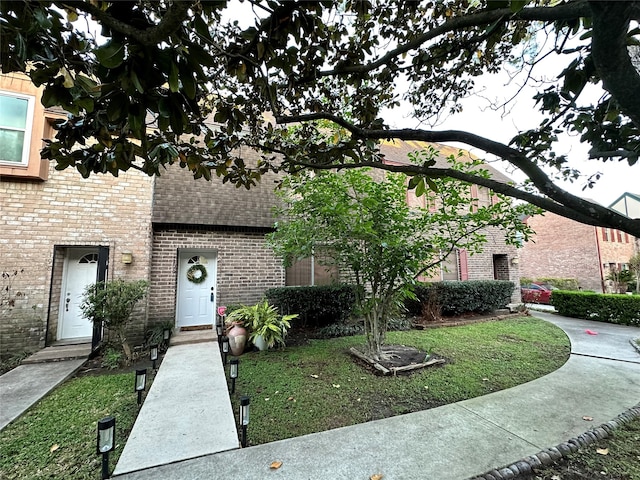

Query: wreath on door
186;264;208;284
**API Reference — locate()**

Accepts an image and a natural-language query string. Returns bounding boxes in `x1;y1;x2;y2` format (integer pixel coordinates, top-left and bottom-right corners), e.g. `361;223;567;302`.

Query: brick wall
1;165;154;358
466;227;521;302
519;212;603;292
148;228;285;327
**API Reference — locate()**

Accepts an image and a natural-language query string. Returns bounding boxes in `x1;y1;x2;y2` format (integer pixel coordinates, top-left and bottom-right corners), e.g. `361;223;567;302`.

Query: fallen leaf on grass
551;475;561;480
370;474;383;480
310;374;319;378
270;461;283;469
50;444;60;453
582;416;593;421
332;384;340;388
596;448;609;455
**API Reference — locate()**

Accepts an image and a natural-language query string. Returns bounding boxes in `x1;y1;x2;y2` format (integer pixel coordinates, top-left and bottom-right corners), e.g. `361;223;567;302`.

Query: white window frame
0;91;35;166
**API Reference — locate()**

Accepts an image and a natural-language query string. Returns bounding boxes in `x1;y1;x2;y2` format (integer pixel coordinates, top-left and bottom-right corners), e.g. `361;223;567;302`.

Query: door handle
65;297;71;311
210;287;214;303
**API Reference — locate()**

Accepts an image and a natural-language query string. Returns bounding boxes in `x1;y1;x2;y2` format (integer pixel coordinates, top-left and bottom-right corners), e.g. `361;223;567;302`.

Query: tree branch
304;0;591;81
62;1;193;47
272;113;640;236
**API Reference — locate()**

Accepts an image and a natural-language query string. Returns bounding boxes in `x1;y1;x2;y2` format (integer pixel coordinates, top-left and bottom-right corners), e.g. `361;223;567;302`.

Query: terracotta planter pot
227;323;247;356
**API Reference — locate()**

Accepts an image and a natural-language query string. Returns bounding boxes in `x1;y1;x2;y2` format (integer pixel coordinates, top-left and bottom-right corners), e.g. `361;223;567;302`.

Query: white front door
176;251;217;328
58;249;98;340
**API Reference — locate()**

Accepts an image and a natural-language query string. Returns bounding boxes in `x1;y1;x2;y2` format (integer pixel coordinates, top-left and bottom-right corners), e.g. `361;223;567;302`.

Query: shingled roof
378;139;513;184
151;140;513;228
151;148;281;229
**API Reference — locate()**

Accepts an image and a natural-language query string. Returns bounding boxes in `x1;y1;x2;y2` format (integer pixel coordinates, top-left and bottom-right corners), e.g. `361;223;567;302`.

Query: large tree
268;161;535;360
1;1;639;235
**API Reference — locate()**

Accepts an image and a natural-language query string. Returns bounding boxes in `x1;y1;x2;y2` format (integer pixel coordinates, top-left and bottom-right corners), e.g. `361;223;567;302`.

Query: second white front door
58;249;98;340
176;251;217;328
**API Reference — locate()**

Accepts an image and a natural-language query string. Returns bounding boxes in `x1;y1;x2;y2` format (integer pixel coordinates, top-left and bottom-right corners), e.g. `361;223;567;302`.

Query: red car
520;283;553;304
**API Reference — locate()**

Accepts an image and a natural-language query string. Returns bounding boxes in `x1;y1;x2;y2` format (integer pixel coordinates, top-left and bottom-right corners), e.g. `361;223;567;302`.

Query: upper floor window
0;92;35;166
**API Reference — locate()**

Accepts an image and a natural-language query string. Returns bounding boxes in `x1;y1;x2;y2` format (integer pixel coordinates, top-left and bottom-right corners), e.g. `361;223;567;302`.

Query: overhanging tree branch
273;112;640;236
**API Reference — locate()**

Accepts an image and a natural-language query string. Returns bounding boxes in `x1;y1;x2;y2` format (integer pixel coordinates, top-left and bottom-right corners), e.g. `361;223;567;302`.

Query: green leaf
95;41;125;68
169;62;179;93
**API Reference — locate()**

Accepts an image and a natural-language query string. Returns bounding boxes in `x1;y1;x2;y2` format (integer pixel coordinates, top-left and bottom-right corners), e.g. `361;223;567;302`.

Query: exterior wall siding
0;165;154;358
148;228;285;328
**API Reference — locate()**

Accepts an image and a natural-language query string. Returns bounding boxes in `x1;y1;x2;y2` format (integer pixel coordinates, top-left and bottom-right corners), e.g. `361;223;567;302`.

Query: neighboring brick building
1;74;522;358
1;74;154;358
520;198;638;293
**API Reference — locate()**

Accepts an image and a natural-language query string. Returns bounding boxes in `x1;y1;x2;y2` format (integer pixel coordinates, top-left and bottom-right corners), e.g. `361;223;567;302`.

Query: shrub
551;291;640;326
316;316;413;339
520;277;580;291
265;284;357;328
406;280;515;317
81;279;148;362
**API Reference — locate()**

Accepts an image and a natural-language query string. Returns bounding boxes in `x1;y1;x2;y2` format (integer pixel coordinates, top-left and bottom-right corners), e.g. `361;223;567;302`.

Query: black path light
221;336;230;365
162;328;171;349
96;416;115;479
229;358;239;394
239;396;250;448
216;323;224;346
135;368;147;407
150;344;159;370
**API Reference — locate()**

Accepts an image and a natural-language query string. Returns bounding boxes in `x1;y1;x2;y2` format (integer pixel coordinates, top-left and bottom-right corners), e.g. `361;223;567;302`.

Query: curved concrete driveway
114;314;640;480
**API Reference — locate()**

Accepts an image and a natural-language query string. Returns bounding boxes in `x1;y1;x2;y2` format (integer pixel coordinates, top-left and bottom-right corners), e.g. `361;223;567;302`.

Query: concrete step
170;329;217;346
22;344;92;364
113;342;239;477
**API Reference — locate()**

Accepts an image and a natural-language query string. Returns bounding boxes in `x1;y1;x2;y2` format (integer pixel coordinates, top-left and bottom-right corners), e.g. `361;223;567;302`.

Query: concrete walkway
113;314;640;480
113;341;239;476
0;359;85;430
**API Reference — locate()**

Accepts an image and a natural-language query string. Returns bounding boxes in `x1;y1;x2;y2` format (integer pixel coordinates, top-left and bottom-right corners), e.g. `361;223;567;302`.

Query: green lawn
0;317;571;478
230;316;570;445
0;373;139;480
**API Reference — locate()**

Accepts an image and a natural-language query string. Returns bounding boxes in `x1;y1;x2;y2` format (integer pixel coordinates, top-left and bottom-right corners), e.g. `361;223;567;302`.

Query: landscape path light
135;368;147;407
221;336;229;364
96;416;115;479
239;396;250;447
162;328;171;348
229;358;239;394
216;323;224;346
150;344;159;370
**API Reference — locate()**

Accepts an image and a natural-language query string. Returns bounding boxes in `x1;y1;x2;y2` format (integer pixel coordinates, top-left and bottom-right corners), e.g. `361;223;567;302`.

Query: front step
22;344;92;364
170;329;217;347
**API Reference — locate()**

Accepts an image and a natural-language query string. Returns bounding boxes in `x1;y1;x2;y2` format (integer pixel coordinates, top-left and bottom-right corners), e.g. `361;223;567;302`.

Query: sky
382;29;639;208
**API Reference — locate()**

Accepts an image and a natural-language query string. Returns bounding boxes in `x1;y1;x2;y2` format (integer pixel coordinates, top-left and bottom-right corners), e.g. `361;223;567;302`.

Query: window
0;92;35;165
602;228;609;242
617;230;623;242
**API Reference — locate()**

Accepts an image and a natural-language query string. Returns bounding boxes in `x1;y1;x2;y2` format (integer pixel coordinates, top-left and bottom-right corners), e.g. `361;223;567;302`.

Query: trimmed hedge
265;284;357;328
406;280;515;316
551;291;640;326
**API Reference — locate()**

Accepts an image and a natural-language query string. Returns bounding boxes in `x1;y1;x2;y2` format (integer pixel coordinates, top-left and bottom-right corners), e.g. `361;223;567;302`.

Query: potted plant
226;300;297;351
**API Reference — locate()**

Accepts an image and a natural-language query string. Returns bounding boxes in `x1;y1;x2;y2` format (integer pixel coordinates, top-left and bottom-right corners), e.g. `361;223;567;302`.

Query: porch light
221;336;229;364
96;416;115;479
134;369;147;407
229;358;239;394
121;252;133;264
239;396;250;447
150;344;159;370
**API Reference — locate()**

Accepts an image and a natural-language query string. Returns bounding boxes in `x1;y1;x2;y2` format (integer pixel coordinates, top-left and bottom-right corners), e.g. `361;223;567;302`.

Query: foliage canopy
1;1;639;235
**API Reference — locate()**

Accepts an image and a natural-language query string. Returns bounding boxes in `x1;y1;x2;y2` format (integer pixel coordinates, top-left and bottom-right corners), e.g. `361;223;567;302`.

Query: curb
630;338;640;355
467;403;640;480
